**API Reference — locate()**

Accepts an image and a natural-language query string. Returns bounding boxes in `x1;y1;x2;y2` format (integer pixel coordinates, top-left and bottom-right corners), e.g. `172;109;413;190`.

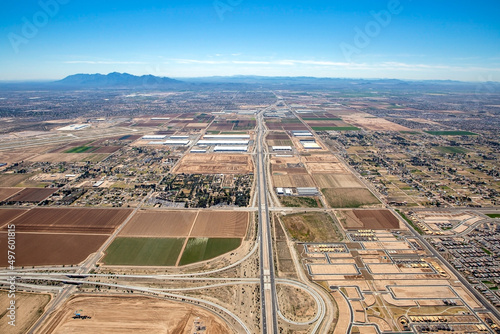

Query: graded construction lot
272;174;316;188
322;188;380;208
312;174;364;188
0;208;27;228
103;237;185;266
6;187;58;202
0;291;51;334
28;153;109;163
342;114;411;131
390;285;456;299
173;154;253;174
37;295;231;334
336;209;401;230
191;211;249;238
119;210;197;237
306;162;347;173
281;212;342;242
4;208;132;234
303;154;339;163
179;238;242;265
0;187;23;201
0;232;109;266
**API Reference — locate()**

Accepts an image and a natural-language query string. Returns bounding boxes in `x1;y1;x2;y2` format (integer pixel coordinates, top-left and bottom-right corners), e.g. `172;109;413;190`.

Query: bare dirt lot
390;285;456;299
281;212;342;242
0;291;51;334
303;154;339;163
0;208;28;228
272;174;316;188
92;146;122;153
353;210;400;229
119;210;197;237
191;211;249;238
38;295;232;334
341;114;411;131
0;232;109;266
322;188;380;208
0;187;23;201
4;208;132;234
6;187;57;202
306;162;347;173
28;153;109;163
173;154;253;174
313;174;364;188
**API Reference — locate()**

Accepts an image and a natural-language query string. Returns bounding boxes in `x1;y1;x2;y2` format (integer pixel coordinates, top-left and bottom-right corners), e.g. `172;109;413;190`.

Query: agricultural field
173;153;253;174
306;162;348;173
5;187;58;203
0;232;109;266
0;187;23;201
178;238;242;265
0;291;51;334
191;211;249;238
312;126;360;131
335;209;401;230
5;208;132;234
435;146;469;154
312;173;364;188
102;237;184;266
281;212;342;242
37;295;231;334
119;210;197;237
279;196;322;208
272;174;316;188
0;208;28;228
64;146;96;153
486;214;500;218
322;188;380;208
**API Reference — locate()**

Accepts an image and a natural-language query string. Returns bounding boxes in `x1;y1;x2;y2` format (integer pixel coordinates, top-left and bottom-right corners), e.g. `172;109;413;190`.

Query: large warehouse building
214;146;248;152
197;139;250;146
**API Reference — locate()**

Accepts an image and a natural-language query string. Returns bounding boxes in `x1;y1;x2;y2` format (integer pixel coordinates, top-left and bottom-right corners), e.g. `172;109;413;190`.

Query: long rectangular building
214;146;248;152
197;139;249;146
203;134;250;139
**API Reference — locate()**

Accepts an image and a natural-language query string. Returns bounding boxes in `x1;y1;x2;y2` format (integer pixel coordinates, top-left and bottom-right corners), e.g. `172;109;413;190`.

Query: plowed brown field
4;208;132;234
6;187;57;202
191;211;249;237
313;174;364;188
0;209;28;228
119;210;197;237
0;187;23;201
0;232;109;266
353;209;400;229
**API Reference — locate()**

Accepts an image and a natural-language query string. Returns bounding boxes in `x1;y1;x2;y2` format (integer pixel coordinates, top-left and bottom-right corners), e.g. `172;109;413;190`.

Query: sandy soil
0;291;51;334
191;211;249;238
37;295;232;334
173;154;253;174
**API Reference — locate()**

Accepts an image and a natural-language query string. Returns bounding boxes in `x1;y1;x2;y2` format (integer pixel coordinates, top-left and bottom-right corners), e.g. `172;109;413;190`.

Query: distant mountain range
0;72;484;91
56;72;182;88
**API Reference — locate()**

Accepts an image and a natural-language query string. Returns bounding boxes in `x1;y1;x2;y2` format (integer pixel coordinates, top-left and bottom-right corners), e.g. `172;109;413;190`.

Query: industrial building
214;146;248;152
151;117;170;120
197;139;249;146
164;140;190;146
142;135;167;140
292;131;313;137
203;134;250;139
191;149;207;153
272;146;292;151
57;124;91;131
301;142;321;149
170;135;189;139
296;187;319;196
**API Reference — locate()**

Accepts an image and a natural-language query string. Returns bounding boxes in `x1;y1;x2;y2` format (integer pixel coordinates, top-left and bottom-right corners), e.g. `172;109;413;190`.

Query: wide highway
255;108;279;333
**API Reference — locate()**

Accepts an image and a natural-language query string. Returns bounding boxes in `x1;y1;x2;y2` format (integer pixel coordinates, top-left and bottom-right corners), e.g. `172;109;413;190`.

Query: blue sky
1;0;499;81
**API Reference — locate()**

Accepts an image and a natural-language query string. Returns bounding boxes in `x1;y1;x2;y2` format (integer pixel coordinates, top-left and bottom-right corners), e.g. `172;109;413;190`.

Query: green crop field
486;214;500;218
179;238;241;266
436;146;469;154
425;130;478;136
103;237;184;266
65;146;96;153
312;126;360;131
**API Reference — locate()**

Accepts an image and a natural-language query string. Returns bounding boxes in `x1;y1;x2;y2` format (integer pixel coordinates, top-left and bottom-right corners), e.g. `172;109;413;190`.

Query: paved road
256;109;279;333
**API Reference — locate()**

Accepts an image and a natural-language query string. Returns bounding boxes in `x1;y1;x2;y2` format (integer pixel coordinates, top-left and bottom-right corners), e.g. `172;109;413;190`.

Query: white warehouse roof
292;131;313;136
197;140;249;146
302;142;321;149
214;146;248;152
272;146;292;151
203;134;250;139
164;140;190;145
142;135;167;140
